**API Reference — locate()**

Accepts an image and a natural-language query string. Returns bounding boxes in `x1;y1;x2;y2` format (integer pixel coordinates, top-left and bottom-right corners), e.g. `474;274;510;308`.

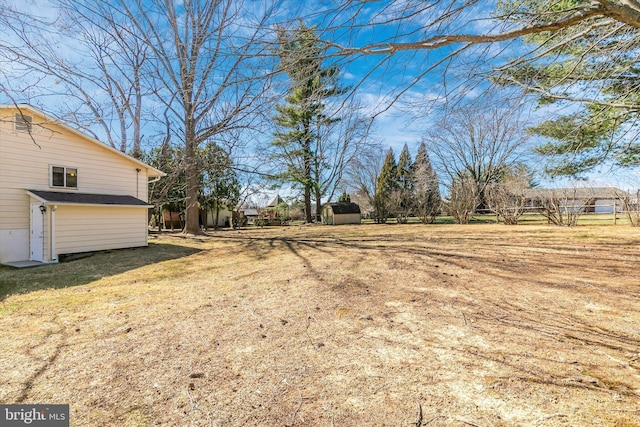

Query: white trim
44;202;152;208
49;164;79;189
27;192;49;204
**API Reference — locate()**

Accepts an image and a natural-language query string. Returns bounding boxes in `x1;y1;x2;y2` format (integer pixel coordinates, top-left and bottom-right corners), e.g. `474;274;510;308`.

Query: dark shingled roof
326;202;361;215
28;190;151;206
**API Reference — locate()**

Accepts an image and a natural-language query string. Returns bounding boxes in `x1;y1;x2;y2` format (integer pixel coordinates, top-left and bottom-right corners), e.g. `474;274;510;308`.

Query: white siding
0;106;159;262
0;230;29;262
55;205;148;256
594;199;621;213
204;208;232;228
0;109;151;206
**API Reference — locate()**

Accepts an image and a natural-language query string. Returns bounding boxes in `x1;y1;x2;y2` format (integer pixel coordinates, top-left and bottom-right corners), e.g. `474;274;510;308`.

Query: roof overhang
27;190;153;208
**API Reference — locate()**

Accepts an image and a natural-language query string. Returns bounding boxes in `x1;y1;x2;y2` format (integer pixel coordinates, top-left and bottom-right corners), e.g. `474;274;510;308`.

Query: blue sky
2;0;639;192
309;1;640;191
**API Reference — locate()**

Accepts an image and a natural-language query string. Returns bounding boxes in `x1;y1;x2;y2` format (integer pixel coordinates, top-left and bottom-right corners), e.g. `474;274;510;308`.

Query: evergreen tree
143;143;186;230
338;192;351;203
373;148;397;223
413;141;441;224
198;142;240;230
271;23;346;223
395;143;414;223
495;0;640;176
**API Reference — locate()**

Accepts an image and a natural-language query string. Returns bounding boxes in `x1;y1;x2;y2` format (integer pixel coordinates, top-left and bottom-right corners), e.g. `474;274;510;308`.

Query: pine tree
338;191;351;203
395;143;414;223
413;141;441;224
271;23;345;223
373;148;397;224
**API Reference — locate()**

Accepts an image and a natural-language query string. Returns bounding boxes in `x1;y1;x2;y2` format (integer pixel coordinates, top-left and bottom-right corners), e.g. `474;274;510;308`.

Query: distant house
321;202;361;225
261;194;287;224
267;194;285;208
523;187;633;213
0;104;165;265
240;208;259;225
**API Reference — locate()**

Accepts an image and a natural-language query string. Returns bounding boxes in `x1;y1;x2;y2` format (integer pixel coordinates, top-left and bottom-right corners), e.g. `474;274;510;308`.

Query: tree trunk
314;186;322;223
303;121;313;223
183;122;202;234
304;187;312;224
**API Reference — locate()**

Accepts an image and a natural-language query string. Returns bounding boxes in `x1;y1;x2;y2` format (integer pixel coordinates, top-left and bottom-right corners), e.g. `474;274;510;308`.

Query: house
523;187;633;214
321;202;361;225
261;194;288;224
0;104;165;265
240;208;259;225
267;194;285;208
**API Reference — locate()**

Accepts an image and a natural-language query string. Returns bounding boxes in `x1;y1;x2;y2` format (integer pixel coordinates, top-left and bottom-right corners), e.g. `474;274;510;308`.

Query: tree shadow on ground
0;242;201;302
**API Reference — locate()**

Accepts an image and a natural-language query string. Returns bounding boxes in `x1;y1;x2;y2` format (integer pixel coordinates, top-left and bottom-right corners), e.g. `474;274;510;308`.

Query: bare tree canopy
325;1;640;55
424;95;532;209
317;0;640;176
1;0;278;234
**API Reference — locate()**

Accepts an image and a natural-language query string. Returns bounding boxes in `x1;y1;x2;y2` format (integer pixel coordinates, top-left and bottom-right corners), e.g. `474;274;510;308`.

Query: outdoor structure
0;104;165;265
523;187;633;214
240;208;259;225
200;206;233;229
321;202;361;225
260;194;288;225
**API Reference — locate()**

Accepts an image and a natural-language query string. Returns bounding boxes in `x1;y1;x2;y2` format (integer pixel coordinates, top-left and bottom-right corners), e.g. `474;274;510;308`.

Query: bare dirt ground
1;224;639;426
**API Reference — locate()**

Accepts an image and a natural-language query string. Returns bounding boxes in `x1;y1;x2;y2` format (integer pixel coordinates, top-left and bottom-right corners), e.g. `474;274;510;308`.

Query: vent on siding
14;113;33;132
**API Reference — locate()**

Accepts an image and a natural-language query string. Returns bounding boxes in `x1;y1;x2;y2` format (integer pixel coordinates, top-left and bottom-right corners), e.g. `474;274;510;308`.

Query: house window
14;113;33;132
51;166;78;188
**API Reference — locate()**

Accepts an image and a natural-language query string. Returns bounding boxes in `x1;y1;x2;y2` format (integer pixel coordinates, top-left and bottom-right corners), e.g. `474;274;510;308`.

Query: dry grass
1;224;639;426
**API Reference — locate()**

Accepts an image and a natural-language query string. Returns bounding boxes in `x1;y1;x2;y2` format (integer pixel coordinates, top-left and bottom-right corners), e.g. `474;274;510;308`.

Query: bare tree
313;1;640;176
0;1;152;157
1;0;277;235
425;95;531;211
485;167;531;225
311;99;372;221
92;0;275;234
617;189;640;226
529;188;590;227
323;1;640;96
343;144;386;217
445;175;478;225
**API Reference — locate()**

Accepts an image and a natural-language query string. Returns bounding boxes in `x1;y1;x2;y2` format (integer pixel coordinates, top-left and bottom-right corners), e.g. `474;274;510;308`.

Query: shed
321;202;361;225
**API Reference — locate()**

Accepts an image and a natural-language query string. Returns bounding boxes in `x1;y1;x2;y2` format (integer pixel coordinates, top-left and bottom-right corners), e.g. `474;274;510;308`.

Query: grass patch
1;225;639;425
0;241;201;301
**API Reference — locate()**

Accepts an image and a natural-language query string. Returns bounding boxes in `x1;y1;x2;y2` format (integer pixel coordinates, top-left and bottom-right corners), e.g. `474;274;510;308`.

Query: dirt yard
0;224;639;426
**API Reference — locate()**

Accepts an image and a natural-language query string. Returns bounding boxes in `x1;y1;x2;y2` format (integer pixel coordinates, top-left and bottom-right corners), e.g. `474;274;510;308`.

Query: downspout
51;205;57;262
136;168;141;198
